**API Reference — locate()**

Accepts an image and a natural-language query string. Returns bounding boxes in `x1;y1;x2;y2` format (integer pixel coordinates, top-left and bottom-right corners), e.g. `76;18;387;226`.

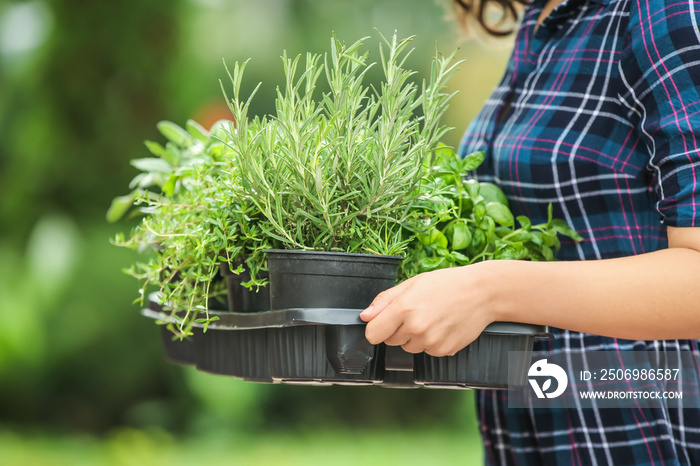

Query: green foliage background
0;0;512;463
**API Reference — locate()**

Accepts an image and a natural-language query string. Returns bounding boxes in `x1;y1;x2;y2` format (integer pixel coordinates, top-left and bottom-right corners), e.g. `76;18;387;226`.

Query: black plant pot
195;263;273;380
265;250;401;310
413;322;546;389
219;262;271;313
264;250;401;383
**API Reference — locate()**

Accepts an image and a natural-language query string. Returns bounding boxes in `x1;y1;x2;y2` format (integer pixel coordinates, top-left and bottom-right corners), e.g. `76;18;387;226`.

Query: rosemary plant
222;32;461;256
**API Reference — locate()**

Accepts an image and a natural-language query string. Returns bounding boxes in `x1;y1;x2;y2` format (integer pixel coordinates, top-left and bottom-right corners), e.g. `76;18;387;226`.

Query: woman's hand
362;227;700;345
359;263;501;357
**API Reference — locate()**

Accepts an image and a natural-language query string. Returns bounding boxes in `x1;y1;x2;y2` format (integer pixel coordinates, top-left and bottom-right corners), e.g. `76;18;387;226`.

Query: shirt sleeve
621;0;700;227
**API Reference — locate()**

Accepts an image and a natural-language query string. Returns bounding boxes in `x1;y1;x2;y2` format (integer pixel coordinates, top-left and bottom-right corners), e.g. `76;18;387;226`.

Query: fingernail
360;305;374;317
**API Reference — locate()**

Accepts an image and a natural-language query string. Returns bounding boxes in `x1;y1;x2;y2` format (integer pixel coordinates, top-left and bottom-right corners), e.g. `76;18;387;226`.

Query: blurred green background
0;0;512;464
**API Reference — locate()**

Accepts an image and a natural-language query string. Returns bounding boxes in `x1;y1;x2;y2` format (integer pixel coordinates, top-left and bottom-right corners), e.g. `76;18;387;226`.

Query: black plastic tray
144;293;548;389
159;326;198;366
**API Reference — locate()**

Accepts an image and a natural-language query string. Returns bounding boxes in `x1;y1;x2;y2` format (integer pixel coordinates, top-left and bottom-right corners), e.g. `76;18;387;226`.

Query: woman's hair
452;0;529;37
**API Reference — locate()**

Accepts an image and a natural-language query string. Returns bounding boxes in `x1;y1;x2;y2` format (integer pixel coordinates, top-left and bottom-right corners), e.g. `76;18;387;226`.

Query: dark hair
452;0;529;37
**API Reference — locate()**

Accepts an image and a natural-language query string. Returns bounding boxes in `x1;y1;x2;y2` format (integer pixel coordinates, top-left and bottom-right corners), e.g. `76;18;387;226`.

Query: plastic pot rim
263;249;403;262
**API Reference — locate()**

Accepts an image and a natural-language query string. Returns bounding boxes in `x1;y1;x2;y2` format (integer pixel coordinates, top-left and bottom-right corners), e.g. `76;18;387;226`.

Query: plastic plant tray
143;303;385;384
414;330;538;389
144;293;549;389
159;326;198;366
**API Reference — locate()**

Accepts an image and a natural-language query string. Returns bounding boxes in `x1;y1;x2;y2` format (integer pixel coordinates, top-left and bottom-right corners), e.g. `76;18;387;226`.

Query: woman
361;0;700;464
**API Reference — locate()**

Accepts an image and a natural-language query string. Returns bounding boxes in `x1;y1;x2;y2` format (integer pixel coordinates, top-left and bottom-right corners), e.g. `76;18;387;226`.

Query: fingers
365;303;471;356
359;278;415;322
358;305;381;322
361;268;485;357
364;303;403;345
364;296;431;347
383;327;462;356
363;275;429;346
400;339;424;354
364;301;475;356
425;347;457;357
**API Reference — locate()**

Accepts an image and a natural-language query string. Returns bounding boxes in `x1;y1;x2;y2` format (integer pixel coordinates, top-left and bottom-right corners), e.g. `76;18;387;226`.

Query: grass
0;427;483;466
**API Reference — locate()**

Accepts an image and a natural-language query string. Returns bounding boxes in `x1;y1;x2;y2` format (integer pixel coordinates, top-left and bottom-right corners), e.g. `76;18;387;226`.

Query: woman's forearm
491;247;700;340
362;227;700;355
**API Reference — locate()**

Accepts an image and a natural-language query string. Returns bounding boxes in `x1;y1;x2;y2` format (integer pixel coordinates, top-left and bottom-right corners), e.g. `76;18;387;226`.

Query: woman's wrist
469;259;546;326
461;260;522;326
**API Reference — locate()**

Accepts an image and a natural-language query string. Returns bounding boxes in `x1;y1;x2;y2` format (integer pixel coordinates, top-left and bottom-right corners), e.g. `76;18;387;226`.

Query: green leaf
130;157;172;174
495;225;511;236
417;227;448;249
479;182;508;206
434;143;454;163
542;230;558;247
473;201;486;221
529;231;543;247
552;235;561;251
495;242;524;260
106;192;138;222
541;245;554;261
516;216;531;230
436;247;450;257
471;228;485;251
162;175;177;197
451;222;472;250
144;140;174;163
420;256;445;270
480;216;496;244
450;251;470;264
551;219;584;241
186;119;209;143
485;202;514;227
459;196;474;215
462;151;485;171
505;229;532;243
464;179;480;199
164;143;181;166
434;231;449;249
157;121;191;147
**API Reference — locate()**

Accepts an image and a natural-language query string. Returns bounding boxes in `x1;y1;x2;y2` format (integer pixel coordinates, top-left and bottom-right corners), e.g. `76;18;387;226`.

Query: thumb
359;278;414;322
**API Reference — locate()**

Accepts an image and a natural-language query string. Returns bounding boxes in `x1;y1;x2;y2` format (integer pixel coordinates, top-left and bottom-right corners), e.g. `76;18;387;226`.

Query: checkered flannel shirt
458;0;700;464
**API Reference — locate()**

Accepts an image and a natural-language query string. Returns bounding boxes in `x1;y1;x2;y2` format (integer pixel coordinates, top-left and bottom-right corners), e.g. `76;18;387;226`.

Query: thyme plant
222;32;461;255
112;120;272;337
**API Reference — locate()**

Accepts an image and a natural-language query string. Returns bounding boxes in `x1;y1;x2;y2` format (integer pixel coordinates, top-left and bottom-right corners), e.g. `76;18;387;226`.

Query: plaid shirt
458;0;700;464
